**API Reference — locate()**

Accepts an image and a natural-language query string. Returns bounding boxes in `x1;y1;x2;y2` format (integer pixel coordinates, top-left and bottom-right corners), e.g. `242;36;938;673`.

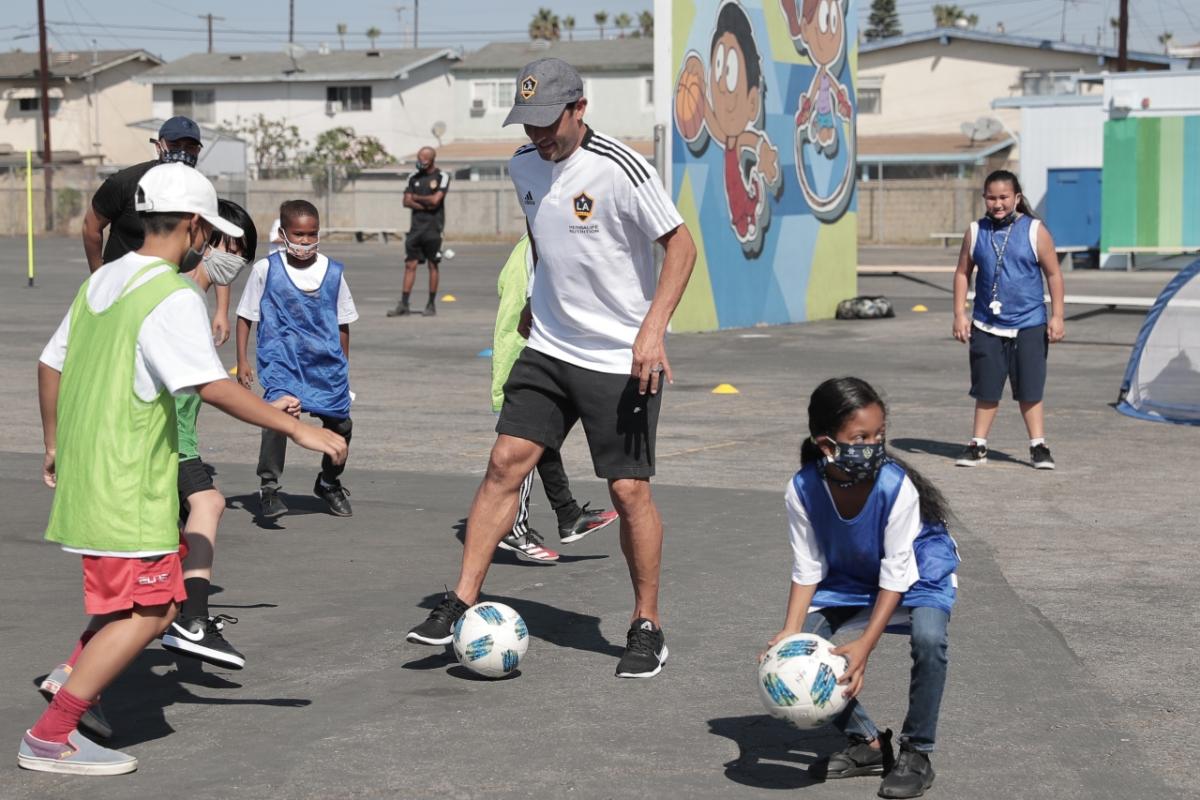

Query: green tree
865;0;901;41
223;113;306;178
305;126;395;192
1158;31;1173;53
366;26;381;48
563;15;576;41
933;4;977;29
594;10;608;39
529;7;561;41
614;12;632;38
638;10;653;37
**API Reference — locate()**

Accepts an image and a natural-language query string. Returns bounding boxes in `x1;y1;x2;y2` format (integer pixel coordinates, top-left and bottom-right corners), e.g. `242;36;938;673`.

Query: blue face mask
815;437;887;487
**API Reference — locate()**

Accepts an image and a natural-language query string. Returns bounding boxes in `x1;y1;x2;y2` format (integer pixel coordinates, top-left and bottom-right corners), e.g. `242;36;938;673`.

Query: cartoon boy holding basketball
782;0;853;158
674;1;780;258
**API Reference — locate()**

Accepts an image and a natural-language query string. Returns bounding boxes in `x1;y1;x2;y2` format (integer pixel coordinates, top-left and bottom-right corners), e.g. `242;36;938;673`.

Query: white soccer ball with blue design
452;602;529;678
757;633;849;728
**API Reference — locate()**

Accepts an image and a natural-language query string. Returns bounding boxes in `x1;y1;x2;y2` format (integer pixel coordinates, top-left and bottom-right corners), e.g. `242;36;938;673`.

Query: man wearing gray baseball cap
408;58;698;680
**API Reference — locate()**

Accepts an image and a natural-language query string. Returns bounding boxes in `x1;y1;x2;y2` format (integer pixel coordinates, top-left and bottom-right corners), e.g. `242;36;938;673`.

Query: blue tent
1117;258;1200;425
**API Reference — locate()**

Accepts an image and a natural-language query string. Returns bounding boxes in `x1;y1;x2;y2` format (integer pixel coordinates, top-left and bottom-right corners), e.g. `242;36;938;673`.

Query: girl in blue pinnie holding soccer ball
764;377;960;799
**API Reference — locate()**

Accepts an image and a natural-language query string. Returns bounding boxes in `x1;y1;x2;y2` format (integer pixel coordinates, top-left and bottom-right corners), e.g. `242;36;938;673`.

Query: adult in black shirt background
81;117;229;344
389;147;450;317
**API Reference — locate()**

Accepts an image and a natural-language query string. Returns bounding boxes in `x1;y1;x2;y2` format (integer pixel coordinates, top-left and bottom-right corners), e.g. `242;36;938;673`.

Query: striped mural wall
1101;115;1200;252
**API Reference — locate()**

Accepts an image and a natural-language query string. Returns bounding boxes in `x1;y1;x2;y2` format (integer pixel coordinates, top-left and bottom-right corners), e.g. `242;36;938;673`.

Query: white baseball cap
134;163;244;238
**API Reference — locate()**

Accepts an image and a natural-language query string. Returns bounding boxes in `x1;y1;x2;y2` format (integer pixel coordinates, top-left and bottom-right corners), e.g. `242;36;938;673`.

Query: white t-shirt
235;253;359;324
785;475;921;601
40;252;229;403
510;128;684;373
268;218;284;255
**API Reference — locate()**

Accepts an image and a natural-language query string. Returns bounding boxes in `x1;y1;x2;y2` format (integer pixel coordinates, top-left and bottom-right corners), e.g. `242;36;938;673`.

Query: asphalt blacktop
0;237;1194;800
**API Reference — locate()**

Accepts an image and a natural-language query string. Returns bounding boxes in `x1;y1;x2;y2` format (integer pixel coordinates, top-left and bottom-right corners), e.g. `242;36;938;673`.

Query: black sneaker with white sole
259;487;287;518
615;618;668;678
313;476;353;516
954;442;988;467
810;729;894;780
1030;443;1056;470
498;528;559;563
406;590;470;645
877;740;935;798
161;614;245;669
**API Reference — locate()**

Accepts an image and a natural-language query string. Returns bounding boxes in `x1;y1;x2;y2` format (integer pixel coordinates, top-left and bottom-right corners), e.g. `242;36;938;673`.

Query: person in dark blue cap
81;117;232;343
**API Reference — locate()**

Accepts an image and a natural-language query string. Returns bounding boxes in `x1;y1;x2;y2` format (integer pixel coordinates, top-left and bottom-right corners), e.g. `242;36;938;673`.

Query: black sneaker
615;618;668;678
1030;443;1056;470
422;301;436;317
954;442;988;467
161;614;245;670
259;487;287;518
878;740;935;798
498;528;560;563
386;302;410;317
558;503;620;544
314;476;353;516
811;729;894;780
406;590;470;645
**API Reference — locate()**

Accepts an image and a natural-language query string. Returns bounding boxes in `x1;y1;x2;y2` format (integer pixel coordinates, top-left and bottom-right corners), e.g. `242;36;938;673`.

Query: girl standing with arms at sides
952;170;1065;469
765;377;960;799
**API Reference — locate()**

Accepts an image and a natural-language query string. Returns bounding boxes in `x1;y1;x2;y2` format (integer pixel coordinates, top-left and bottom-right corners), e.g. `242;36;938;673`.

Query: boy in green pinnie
19;164;346;777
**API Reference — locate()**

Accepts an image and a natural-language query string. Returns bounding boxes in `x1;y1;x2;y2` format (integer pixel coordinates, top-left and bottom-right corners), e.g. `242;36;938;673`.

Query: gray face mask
203;249;248;285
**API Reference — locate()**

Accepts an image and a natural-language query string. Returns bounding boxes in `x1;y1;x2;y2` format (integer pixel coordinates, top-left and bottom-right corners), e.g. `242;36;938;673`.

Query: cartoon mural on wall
782;0;856;221
667;0;857;332
674;1;782;257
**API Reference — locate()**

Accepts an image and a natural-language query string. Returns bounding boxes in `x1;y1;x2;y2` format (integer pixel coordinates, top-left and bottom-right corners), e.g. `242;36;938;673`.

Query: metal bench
1107;246;1200;270
321;227;403;243
930;232;960;247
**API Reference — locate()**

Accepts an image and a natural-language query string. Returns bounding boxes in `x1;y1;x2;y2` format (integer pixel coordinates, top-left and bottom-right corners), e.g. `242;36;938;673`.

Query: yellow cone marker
712;383;740;394
441;294;457;302
912;304;928;312
229;365;238;375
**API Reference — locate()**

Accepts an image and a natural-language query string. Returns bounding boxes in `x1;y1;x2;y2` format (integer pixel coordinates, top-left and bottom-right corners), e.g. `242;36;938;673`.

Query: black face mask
815;438;887;488
160;148;198;168
179;246;204;272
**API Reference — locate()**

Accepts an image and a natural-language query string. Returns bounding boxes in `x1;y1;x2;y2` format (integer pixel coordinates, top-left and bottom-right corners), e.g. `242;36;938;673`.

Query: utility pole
1117;0;1129;71
414;0;419;47
289;0;295;44
36;0;53;231
198;13;225;53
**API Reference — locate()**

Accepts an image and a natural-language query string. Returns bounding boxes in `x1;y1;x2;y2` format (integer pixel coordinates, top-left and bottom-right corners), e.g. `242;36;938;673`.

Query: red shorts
81;552;187;616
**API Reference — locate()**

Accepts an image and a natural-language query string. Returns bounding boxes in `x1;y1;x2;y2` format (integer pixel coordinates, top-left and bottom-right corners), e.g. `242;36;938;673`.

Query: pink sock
30;687;90;744
65;629;97;668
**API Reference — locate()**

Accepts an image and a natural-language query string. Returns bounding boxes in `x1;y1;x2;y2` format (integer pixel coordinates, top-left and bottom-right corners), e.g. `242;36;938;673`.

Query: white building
0;49;163;166
435;39;655;178
138;47;460;176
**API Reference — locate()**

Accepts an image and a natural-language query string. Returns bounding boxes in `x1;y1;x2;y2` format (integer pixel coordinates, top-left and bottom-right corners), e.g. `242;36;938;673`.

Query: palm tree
336;22;347;50
529;7;561;41
614;12;632;38
638;10;653;37
594;11;608;39
563;15;576;41
1158;31;1174;53
365;26;381;49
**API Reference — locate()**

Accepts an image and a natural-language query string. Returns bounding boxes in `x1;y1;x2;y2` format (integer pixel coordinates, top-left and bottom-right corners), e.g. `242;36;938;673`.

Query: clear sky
2;1;1195;60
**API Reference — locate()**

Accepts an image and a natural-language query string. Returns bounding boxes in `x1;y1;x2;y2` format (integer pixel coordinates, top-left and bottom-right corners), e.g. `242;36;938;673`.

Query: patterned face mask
159;148;198;168
815;437;887;487
281;231;319;261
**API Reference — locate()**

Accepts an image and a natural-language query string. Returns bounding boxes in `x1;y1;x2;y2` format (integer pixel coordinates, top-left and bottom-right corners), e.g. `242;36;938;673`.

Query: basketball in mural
675;55;708;142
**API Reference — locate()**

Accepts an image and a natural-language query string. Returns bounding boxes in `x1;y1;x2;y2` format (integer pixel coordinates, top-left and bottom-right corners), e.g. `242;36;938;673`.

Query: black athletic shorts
497;347;662;479
968;324;1048;403
178;457;216;499
405;227;442;264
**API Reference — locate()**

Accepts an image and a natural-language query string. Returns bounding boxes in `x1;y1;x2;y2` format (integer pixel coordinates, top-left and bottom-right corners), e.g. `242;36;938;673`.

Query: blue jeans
802;605;949;753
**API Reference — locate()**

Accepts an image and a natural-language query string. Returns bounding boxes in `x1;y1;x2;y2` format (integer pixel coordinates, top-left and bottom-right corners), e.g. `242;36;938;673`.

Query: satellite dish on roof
283;42;306;74
961;116;1004;143
431;120;447;146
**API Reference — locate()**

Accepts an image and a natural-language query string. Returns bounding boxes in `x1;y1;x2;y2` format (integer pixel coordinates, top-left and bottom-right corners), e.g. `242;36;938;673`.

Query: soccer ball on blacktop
757;633;849;728
452;602;529;678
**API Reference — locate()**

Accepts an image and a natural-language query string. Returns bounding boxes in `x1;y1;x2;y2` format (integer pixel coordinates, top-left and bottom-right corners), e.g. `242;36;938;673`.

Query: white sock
1030;437;1046;447
970;437;987;447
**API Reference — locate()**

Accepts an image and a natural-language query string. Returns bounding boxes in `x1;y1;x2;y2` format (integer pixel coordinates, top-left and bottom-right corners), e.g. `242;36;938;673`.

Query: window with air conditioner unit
472;80;516;111
172;89;215;123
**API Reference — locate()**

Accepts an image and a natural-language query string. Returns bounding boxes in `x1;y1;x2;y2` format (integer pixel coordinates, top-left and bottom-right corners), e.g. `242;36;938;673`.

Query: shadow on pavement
890;437;1021;464
226;492;336;529
707;714;843;790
